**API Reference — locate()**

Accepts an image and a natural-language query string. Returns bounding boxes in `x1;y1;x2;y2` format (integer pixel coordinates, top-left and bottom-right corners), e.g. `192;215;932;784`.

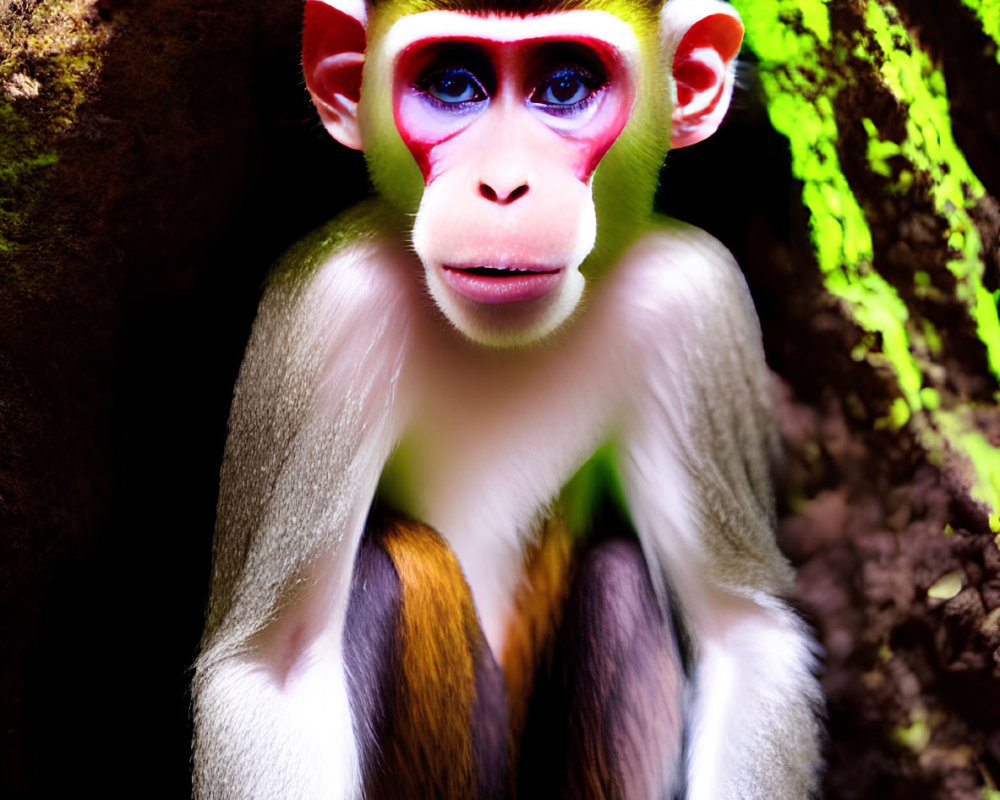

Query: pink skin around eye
394;36;632;185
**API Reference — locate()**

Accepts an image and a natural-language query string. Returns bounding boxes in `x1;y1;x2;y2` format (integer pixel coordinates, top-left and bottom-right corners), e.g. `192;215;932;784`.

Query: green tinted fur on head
366;0;662;29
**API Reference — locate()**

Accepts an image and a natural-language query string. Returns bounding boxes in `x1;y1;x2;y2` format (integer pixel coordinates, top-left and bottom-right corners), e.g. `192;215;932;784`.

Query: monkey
192;0;824;798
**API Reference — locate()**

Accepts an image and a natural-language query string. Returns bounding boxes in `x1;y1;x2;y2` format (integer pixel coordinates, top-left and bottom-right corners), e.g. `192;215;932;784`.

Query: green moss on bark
732;0;1000;531
0;0;111;266
960;0;1000;63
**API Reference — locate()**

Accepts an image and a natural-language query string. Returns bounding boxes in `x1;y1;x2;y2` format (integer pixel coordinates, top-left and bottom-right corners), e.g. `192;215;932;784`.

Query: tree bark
1;1;365;795
720;2;1000;797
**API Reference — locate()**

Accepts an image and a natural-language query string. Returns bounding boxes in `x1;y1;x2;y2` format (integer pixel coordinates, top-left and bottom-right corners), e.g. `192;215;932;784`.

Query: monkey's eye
416;68;488;107
530;67;605;114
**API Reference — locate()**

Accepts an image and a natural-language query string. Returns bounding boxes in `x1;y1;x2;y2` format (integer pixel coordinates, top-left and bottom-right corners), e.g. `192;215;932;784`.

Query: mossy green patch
560;443;630;540
0;99;59;254
893;714;931;753
960;0;1000;63
0;0;110;265
956;429;1000;533
732;0;1000;531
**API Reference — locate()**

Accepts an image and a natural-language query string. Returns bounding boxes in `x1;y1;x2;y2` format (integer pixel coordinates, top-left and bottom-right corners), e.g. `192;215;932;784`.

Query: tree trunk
2;0;998;797
1;1;365;795
721;1;1000;797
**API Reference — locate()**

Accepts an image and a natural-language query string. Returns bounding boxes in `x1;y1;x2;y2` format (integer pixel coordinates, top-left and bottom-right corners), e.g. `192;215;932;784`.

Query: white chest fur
378;301;622;654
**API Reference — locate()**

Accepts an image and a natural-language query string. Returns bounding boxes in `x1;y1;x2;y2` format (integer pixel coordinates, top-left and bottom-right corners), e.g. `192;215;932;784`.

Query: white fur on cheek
416;250;587;348
411;188;593;347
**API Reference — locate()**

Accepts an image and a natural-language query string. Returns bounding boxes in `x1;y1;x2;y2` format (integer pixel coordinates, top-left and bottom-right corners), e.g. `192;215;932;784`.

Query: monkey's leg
517;537;685;800
679;586;822;800
343;513;510;800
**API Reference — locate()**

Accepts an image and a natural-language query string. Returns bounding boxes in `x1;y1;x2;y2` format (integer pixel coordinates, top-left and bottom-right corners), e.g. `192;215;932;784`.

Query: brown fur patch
500;515;576;751
372;515;484;797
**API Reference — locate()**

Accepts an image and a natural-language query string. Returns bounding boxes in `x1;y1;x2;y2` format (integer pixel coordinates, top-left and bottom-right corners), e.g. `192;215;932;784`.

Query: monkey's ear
661;0;743;149
303;0;367;150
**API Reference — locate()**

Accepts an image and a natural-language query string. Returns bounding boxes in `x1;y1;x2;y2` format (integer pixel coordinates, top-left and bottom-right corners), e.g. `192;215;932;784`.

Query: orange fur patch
500;515;576;749
373;515;482;797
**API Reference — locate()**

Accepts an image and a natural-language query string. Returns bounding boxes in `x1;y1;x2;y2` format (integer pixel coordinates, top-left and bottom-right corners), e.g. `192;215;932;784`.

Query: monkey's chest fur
375;303;624;660
349;268;682;797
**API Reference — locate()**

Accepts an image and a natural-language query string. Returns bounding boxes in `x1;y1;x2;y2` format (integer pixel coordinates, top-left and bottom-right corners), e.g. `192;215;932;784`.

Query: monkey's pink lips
441;264;563;305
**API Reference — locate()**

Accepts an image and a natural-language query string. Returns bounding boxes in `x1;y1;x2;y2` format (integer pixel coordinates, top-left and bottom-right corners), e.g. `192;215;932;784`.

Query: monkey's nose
479;182;530;204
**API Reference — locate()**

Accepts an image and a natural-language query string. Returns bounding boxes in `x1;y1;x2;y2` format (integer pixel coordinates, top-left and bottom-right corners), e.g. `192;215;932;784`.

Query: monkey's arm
616;225;823;800
193;212;417;800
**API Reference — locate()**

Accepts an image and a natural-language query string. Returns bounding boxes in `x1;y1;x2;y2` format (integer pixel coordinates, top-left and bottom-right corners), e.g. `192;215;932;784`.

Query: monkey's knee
344;513;509;800
520;538;684;800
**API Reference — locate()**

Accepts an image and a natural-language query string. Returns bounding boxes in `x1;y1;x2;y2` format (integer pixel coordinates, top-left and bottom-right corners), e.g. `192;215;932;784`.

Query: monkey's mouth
441;264;563;305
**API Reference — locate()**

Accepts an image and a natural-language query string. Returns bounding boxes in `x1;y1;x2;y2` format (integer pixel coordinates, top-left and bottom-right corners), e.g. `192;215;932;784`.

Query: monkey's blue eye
418;68;488;106
531;68;603;113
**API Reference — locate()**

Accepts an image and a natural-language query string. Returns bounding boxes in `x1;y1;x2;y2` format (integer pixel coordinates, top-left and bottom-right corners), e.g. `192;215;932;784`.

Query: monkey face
304;3;742;347
388;13;639;346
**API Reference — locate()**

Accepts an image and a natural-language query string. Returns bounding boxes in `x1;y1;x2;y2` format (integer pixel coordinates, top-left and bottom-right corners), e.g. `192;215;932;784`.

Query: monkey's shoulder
608;220;757;334
269;200;410;277
260;202;421;320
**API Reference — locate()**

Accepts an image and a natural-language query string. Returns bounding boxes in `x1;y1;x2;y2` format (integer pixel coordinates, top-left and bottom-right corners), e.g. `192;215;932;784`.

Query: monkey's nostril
480;183;529;203
507;184;529;203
